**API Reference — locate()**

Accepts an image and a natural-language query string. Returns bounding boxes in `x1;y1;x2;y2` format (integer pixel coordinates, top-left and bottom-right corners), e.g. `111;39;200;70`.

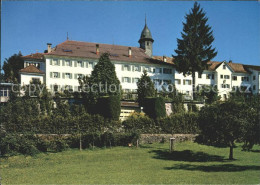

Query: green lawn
1;141;260;184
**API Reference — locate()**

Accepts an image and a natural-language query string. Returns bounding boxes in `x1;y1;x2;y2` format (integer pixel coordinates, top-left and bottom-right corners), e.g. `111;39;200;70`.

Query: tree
196;101;246;160
79;53;121;115
173;2;217;100
137;70;156;107
90;53;120;97
196;85;221;104
2;52;24;83
240;95;260;151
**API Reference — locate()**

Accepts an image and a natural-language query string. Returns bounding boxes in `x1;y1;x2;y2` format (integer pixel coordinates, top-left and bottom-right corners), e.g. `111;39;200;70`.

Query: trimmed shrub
122;112;157;133
97;96;121;120
143;97;166;119
159;112;199;134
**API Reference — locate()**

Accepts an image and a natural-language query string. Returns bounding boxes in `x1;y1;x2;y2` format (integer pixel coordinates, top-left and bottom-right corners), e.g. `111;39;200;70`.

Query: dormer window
223;65;226;69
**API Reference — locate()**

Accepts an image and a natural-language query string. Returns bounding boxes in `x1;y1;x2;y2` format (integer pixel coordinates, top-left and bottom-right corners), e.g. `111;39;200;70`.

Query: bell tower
138;16;154;57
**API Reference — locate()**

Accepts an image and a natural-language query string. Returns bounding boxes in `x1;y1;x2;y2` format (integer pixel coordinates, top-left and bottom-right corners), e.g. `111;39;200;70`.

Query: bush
143;97;166;119
159;112;199;134
122;112;157;133
97;96;121;120
0;133;41;156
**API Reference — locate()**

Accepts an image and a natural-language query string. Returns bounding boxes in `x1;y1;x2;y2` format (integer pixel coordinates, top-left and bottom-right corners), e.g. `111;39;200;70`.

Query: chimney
163;56;167;62
96;44;100;55
47;43;52;53
128;47;132;57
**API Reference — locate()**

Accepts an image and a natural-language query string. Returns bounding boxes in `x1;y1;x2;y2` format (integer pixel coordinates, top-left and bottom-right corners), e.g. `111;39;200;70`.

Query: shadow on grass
164;164;260;172
250;149;260;153
150;149;226;162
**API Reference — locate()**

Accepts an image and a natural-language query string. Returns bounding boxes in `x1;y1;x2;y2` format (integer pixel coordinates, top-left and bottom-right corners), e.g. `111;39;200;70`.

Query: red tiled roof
46;40;172;66
244;64;260;72
19;65;45;74
152;56;174;65
22;53;45;61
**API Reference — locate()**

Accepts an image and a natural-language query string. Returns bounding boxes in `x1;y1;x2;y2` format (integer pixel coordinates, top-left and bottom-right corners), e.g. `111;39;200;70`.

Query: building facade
19;22;260;100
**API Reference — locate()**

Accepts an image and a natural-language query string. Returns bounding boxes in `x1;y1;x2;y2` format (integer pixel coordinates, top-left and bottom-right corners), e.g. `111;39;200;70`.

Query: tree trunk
192;72;196;101
229;141;234;160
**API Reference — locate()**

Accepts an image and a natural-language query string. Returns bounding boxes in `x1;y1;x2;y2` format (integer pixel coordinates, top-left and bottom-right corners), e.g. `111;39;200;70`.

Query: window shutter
62;73;65;79
62;60;65;66
132;66;134;71
85;62;88;68
122;65;124;71
50;72;53;78
183;80;185;85
58;73;60;78
50;59;52;65
74;61;77;67
70;73;72;79
122;77;124;82
128;65;131;71
75;74;78;79
82;62;84;68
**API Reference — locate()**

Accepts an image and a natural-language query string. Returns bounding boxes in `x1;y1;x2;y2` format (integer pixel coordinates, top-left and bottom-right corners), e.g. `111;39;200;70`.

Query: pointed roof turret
138;16;154;43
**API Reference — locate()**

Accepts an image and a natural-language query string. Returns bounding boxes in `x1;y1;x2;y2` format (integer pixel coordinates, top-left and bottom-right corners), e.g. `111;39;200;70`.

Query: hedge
97;95;121;120
143;97;166;119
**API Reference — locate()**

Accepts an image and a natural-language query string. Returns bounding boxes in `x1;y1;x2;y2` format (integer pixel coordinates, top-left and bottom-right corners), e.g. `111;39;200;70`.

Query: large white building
19;22;260;100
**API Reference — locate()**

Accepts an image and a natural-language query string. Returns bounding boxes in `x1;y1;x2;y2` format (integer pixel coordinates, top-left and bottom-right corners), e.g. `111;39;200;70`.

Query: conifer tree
137;70;156;106
173;2;217;100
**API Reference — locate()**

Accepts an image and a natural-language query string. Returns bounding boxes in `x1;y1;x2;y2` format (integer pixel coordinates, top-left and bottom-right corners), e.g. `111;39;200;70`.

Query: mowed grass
1;141;260;184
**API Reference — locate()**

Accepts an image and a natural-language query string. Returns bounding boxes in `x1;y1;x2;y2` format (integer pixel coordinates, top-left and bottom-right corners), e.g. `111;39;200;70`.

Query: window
122;65;131;71
52;59;59;65
89;62;94;68
253;76;256;80
224;75;230;79
242;76;249;81
198;74;202;78
223;64;226;69
0;87;10;97
65;73;72;79
232;76;237;81
122;77;131;83
253;85;256;91
132;78;139;83
157;68;162;73
221;84;230;88
175;79;181;85
152;68;156;73
77;61;83;67
183;79;191;85
65;60;71;66
154;79;162;85
75;74;83;79
134;65;140;72
206;74;211;79
220;75;223;79
163;68;172;74
212;74;214;80
53;72;59;78
31;78;40;84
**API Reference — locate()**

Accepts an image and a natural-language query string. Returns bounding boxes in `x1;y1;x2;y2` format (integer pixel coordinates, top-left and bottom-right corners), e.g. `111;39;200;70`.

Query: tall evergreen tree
90;53;120;97
3;52;24;83
173;2;217;100
137;70;156;107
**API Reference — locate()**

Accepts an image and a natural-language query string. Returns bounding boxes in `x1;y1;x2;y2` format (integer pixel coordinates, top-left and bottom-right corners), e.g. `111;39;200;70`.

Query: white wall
45;56;175;93
20;73;44;86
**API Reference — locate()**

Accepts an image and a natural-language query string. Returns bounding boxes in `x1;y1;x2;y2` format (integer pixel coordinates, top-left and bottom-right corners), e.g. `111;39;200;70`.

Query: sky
1;1;260;67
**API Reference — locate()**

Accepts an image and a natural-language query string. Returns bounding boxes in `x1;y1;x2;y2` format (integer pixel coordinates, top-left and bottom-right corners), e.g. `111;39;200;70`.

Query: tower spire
67;32;69;40
145;14;147;26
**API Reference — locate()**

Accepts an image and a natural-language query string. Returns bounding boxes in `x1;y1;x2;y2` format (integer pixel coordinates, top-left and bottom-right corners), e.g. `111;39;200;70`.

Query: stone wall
139;134;197;144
